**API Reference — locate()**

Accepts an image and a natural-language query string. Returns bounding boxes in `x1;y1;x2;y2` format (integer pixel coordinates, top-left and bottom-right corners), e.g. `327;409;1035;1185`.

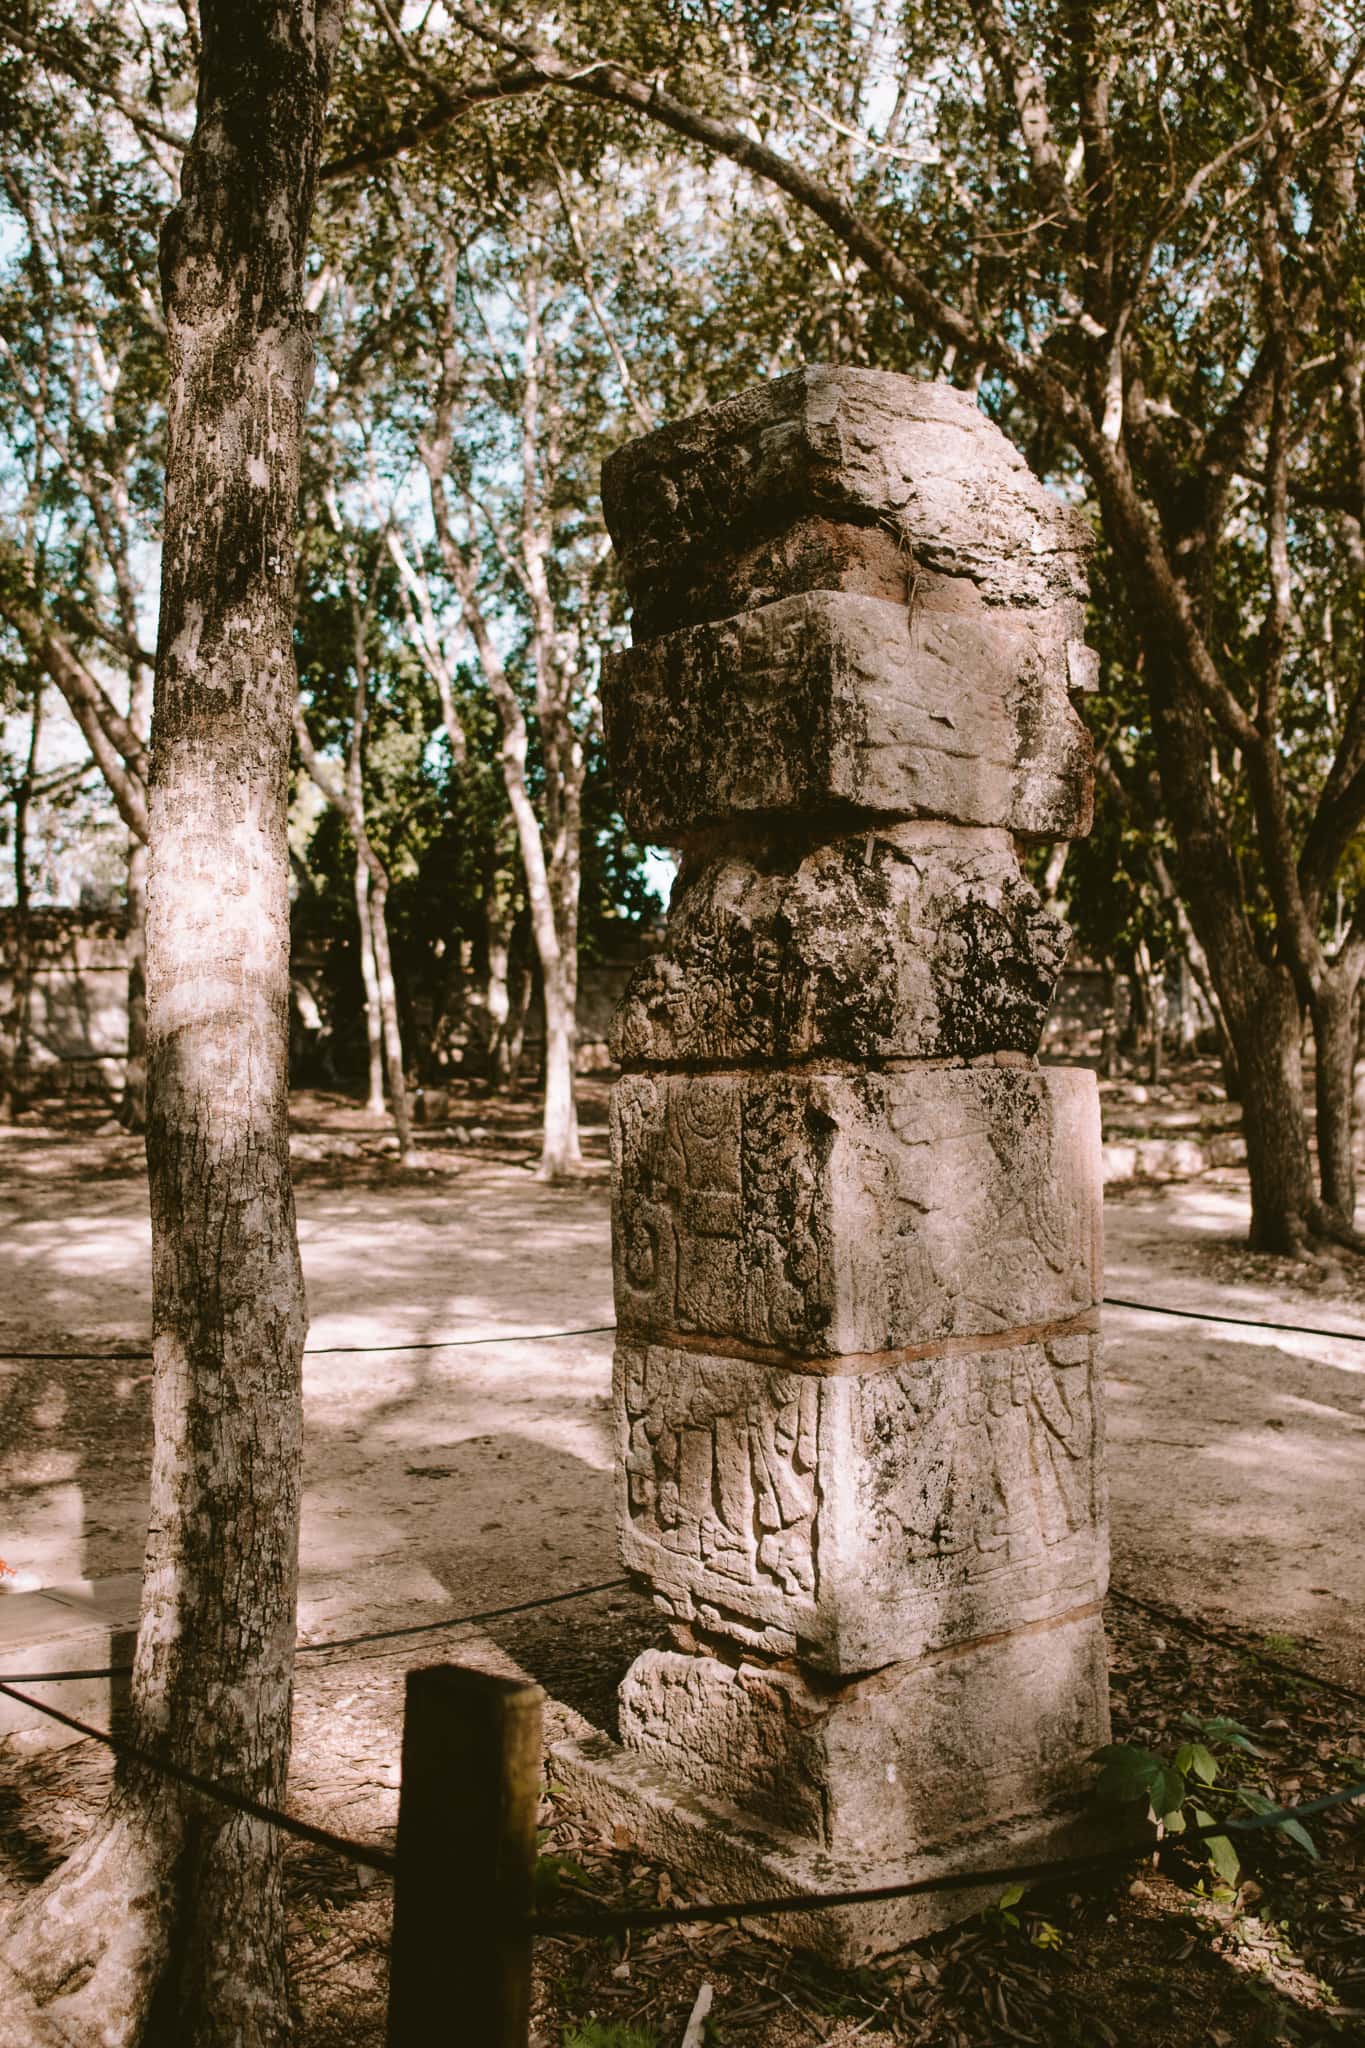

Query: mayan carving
557;367;1112;1961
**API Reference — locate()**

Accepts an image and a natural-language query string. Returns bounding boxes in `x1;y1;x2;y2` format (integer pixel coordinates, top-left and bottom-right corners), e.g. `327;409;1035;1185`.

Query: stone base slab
553;1729;1121;1964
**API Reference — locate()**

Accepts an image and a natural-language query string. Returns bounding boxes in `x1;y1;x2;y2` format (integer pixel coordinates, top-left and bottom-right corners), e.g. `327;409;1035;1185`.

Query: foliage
562;2024;657;2048
1089;1712;1318;1891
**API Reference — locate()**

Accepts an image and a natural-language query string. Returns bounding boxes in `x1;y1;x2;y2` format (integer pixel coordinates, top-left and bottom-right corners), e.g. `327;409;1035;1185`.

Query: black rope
1;1669;1359;1937
1103;1296;1364;1343
0;1576;636;1686
294;1576;635;1655
8;1576;1365;1707
0;1323;617;1363
1108;1587;1365;1709
529;1781;1365;1936
1;1293;1360;1364
0;1678;396;1875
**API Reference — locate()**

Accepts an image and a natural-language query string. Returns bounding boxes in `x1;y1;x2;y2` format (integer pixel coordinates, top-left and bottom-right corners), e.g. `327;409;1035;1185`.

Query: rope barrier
1108;1588;1365;1709
528;1781;1365;1937
7;1575;1365;1708
1103;1296;1365;1342
0;1677;396;1874
0;1576;635;1685
0;1292;1360;1364
1;1668;1359;1937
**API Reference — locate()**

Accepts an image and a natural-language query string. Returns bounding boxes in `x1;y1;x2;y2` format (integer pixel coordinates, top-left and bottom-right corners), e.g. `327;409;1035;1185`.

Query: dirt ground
1;1077;1363;2045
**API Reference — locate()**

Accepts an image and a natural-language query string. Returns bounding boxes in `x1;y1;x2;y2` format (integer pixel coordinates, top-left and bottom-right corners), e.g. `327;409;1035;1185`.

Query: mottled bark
1309;943;1364;1228
119;666;153;1132
119;836;149;1131
0;5;344;2043
354;847;385;1113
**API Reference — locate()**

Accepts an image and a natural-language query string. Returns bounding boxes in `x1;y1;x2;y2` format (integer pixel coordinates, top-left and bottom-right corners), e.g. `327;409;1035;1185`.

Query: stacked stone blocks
556;368;1111;1958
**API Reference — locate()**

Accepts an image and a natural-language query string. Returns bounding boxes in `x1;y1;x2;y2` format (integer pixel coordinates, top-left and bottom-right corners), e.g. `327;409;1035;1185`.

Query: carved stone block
613;1067;1101;1358
619;1614;1109;1858
617;1330;1108;1670
602;367;1091;636
612;823;1069;1067
603;590;1093;841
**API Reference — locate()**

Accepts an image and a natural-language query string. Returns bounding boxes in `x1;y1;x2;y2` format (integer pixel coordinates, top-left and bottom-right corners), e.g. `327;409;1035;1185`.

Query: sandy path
2;1130;1362;1692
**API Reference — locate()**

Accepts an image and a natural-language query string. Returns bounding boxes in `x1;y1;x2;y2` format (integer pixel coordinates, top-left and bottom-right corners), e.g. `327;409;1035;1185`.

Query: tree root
1306;1200;1365;1255
0;1804;175;2047
0;1797;292;2048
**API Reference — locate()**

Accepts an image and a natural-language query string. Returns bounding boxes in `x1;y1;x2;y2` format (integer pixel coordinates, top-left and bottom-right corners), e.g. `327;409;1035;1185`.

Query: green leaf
1091;1745;1166;1808
1235;1789;1318;1858
1186;1715;1268;1758
998;1883;1026;1909
1193;1807;1241;1888
1150;1763;1188;1823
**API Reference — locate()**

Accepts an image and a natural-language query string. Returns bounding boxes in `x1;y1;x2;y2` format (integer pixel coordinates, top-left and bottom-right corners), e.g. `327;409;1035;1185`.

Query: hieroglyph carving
613;1066;1100;1359
618;1330;1106;1669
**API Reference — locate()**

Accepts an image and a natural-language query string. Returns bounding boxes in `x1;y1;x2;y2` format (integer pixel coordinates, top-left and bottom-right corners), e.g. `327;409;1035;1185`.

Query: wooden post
386;1664;544;2048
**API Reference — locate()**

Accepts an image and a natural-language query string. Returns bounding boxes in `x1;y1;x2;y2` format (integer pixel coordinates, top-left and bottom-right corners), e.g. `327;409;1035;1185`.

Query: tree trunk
0;6;343;2041
1100;958;1121;1079
504;934;533;1086
368;867;412;1164
1309;964;1362;1228
354;846;385;1113
540;950;581;1178
1142;638;1316;1250
6;683;43;1106
483;882;513;1084
1226;968;1315;1254
119;836;149;1131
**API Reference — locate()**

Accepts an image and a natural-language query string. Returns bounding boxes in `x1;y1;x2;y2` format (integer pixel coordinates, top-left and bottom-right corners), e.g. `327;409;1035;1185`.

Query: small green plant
534;1832;595;1909
1088;1714;1314;1889
980;1882;1067;1950
981;1880;1027;1931
562;2025;658;2048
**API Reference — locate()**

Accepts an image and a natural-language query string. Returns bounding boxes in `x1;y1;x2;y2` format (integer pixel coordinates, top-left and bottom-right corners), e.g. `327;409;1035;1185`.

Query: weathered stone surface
619;1614;1109;1856
602;368;1091;633
603;589;1093;840
587;367;1110;1954
613;1066;1101;1358
618;1330;1107;1669
613;823;1069;1067
553;1727;1124;1964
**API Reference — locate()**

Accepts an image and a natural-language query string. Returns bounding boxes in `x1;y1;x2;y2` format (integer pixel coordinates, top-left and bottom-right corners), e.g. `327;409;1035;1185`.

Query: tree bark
1233;970;1316;1253
367;864;412;1163
1309;945;1364;1228
0;6;343;2042
119;836;149;1131
354;846;385;1113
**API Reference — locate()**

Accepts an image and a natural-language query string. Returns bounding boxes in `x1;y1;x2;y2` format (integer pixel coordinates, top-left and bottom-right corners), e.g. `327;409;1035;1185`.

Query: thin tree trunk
354;846;385;1113
120;665;152;1131
1309;952;1364;1227
540;951;580;1176
119;836;149;1130
8;684;42;1100
0;7;343;2041
504;934;533;1085
484;883;513;1084
368;866;412;1163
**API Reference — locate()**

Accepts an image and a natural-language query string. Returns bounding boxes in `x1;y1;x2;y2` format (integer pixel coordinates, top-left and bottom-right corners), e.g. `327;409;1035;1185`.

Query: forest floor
0;1071;1362;2046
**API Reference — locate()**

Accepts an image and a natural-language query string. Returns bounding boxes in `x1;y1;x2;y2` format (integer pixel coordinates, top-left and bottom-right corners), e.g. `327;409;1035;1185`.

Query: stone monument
556;368;1111;1960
